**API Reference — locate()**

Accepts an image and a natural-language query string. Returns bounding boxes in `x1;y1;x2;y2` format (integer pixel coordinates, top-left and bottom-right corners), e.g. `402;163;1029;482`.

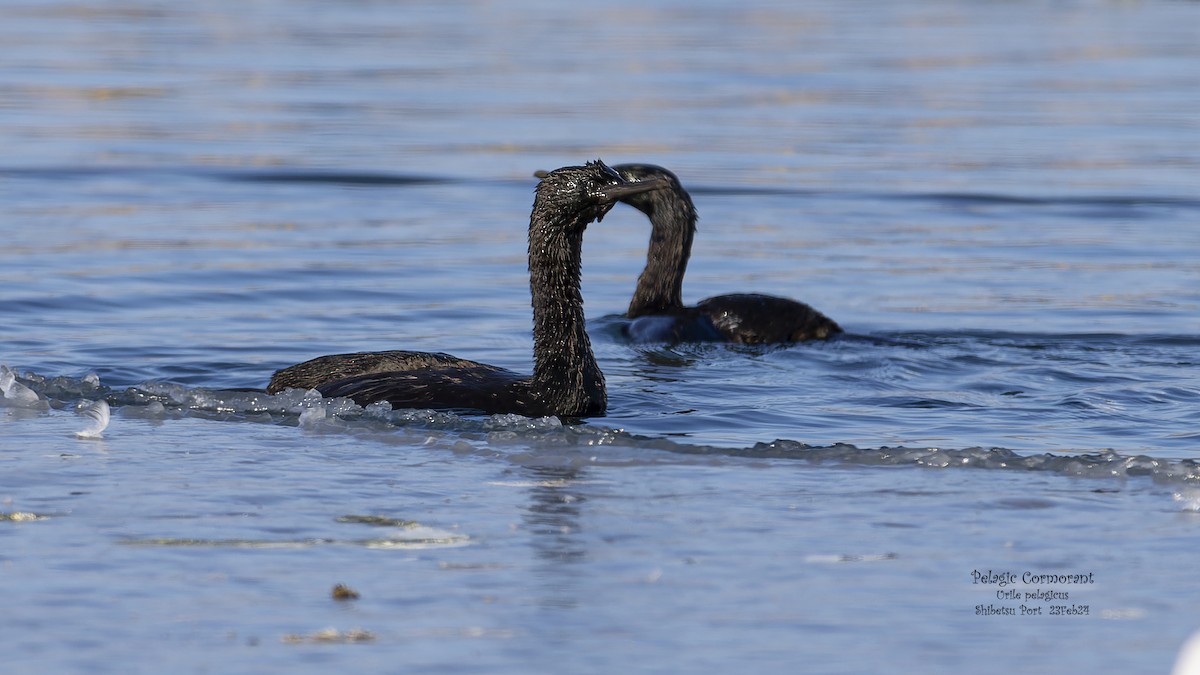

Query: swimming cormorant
266;160;669;417
611;163;841;344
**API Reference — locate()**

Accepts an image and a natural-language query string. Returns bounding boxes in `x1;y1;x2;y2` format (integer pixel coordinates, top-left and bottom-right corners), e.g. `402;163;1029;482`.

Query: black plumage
267;160;668;417
612;163;841;344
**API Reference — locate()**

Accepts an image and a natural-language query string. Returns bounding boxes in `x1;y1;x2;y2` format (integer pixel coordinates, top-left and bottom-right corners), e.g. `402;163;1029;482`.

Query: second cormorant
612;163;841;344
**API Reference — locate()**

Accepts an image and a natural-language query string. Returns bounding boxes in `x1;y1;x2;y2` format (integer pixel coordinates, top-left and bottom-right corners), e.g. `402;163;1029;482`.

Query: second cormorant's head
608;163;695;222
533;160;671;229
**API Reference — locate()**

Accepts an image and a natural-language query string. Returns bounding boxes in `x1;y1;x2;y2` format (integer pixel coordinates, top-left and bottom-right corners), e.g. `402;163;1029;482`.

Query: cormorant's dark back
611;163;841;344
267;160;668;417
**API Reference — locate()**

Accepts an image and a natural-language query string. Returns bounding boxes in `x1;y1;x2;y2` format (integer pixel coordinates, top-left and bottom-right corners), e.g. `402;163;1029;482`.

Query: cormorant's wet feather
269;351;491;393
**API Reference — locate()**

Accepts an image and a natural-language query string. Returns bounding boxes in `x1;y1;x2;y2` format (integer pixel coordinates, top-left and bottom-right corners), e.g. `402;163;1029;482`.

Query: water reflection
520;465;588;610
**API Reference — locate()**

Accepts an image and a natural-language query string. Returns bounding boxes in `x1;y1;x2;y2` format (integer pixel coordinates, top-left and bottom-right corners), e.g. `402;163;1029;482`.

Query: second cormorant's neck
627;190;696;317
527;209;605;416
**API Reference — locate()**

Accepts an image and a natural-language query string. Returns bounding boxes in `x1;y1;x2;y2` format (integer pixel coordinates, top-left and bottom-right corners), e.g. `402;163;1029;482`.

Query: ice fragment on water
75;399;111;439
0;365;42;407
298;406;328;428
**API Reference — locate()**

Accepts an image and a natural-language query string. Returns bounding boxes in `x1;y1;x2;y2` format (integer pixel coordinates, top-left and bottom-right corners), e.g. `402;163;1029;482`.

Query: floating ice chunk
263;386;320;409
298;406;328;428
75;399;111;439
324;396;365;418
361;401;394;420
131;381;193;406
487;413;563;431
0;365;42;407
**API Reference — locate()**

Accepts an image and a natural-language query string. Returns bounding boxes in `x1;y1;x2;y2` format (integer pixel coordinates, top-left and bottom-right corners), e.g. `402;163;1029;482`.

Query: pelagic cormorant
266;160;668;417
611;163;841;344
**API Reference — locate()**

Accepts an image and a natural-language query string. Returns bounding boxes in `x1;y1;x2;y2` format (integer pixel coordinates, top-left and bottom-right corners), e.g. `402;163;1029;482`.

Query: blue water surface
2;1;1200;674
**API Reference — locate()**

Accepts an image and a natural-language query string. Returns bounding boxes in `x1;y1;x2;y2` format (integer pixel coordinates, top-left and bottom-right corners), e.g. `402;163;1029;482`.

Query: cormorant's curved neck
527;198;605;416
627;189;697;317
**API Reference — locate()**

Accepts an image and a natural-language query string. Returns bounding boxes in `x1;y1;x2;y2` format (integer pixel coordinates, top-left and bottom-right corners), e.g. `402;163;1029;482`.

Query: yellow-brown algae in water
1;512;47;521
281;628;375;644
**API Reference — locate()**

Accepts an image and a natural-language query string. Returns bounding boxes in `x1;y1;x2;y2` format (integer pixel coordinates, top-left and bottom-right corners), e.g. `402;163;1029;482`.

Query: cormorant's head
533;160;671;227
611;164;681;190
610;163;693;219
